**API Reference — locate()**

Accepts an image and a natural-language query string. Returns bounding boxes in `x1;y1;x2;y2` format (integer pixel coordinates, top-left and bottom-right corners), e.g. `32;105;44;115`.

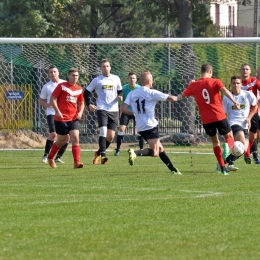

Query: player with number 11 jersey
124;86;168;132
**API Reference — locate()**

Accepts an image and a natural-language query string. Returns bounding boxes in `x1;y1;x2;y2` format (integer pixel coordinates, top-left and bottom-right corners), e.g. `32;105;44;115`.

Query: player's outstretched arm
220;87;240;109
167;94;182;102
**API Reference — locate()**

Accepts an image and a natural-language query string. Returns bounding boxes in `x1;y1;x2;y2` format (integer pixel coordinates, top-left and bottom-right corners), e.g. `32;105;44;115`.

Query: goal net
0;38;259;150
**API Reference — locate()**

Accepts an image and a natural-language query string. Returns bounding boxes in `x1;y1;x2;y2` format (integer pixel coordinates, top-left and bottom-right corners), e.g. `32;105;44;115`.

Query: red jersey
183;77;226;124
52;81;84;122
241;76;260;98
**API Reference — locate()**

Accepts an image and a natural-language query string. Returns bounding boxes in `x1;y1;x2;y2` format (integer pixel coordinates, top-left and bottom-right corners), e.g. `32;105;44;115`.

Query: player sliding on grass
182;63;239;175
121;71;182;175
222;75;257;171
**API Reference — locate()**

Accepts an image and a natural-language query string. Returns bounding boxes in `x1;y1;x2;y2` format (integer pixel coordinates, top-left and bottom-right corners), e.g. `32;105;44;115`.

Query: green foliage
193;43;258;86
192;4;221;37
0;0;241;38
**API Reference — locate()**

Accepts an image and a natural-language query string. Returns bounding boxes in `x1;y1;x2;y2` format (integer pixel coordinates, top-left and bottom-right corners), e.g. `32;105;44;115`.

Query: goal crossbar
0;37;260;44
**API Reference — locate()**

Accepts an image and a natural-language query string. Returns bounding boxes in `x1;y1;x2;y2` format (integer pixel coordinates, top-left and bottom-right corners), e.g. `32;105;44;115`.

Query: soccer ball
231;141;245;156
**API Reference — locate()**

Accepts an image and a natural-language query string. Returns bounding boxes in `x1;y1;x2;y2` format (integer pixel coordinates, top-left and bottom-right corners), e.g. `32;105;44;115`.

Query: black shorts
250;113;258;133
47;115;56;133
258;115;260;130
203;118;231;137
120;113;136;126
139;126;160;142
54;120;79;135
97;110;119;131
231;124;249;139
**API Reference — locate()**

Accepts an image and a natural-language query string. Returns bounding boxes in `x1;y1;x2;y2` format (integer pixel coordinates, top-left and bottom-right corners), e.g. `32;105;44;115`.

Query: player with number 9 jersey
183;77;226;124
182;63;239;175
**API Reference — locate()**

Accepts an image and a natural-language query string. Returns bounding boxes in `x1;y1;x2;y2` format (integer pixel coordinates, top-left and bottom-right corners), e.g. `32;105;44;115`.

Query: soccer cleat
128;148;136;166
172;168;182;175
227;164;239;172
93;151;100;165
42;155;48;163
114;149;120;156
215;163;221;173
74;162;84;168
254;158;260;164
48;158;57;168
101;157;108;164
221;170;229;176
222;143;230;160
244;157;252;164
55;158;65;164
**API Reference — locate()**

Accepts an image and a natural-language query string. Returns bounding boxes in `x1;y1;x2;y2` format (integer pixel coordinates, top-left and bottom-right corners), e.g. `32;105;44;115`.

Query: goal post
0;37;259;150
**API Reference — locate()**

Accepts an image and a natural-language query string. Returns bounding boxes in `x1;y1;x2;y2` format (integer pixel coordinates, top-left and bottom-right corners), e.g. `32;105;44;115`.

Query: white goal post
0;37;259;150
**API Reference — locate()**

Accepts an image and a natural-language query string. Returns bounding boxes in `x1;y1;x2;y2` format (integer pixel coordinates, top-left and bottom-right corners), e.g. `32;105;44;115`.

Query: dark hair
68;67;78;74
230;75;241;82
49;65;58;71
201;63;212;73
128;71;137;77
100;59;111;66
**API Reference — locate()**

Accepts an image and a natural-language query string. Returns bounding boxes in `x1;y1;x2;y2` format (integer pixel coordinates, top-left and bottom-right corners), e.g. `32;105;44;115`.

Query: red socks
72;145;81;163
245;140;254;157
226;137;234;150
213;146;225;167
48;143;60;159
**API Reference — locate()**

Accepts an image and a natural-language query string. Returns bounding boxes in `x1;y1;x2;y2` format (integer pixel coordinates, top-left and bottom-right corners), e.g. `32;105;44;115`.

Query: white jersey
40;79;66;115
86;74;122;112
124;86;168;132
222;90;257;129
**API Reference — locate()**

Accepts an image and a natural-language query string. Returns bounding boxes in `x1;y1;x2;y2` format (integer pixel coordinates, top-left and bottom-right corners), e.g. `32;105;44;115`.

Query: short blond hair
140;71;152;85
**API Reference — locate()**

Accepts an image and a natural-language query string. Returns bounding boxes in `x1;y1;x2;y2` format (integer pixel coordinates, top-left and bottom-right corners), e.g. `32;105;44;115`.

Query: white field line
0;190;224;205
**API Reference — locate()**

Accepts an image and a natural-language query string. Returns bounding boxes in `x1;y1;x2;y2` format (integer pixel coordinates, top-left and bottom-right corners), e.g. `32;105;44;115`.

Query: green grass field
0;149;260;260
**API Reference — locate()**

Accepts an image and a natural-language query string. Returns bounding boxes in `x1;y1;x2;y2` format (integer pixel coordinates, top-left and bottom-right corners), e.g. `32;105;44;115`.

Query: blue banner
5;91;24;100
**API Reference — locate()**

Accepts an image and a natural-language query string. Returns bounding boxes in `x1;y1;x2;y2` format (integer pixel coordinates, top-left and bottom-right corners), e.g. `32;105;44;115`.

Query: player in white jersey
121;71;182;175
115;71;144;156
40;66;69;164
222;75;257;171
84;59;123;164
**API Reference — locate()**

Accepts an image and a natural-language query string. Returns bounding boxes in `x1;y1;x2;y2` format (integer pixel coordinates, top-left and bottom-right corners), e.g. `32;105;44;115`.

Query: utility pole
253;0;259;37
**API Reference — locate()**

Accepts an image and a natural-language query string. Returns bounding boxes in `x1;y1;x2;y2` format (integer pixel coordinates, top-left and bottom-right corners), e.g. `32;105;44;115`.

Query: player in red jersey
182;63;239;175
47;68;85;169
241;64;260;164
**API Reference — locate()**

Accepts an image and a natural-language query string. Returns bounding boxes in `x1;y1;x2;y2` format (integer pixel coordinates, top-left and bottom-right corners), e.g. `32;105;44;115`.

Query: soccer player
241;63;260;164
40;66;69;164
222;75;257;172
249;66;260;164
47;68;84;169
182;63;239;175
115;71;144;156
84;59;123;164
121;71;181;175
